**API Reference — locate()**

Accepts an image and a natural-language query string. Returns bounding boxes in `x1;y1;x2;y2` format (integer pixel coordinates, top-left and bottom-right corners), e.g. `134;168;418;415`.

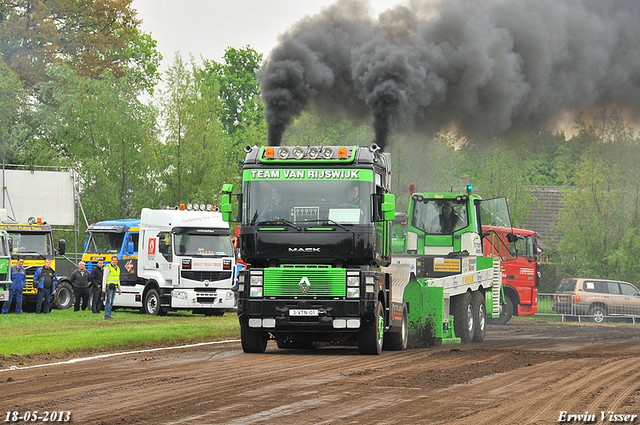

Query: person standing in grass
34;258;57;314
70;261;90;312
89;259;104;314
1;256;26;314
102;255;121;320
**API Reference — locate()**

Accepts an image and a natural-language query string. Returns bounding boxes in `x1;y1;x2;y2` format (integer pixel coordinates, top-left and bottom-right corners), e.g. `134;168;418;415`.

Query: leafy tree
388;133;461;213
0;0;160;91
282;111;372;147
154;53;234;207
555;109;640;283
15;63;158;222
201;46;263;136
0;56;23;162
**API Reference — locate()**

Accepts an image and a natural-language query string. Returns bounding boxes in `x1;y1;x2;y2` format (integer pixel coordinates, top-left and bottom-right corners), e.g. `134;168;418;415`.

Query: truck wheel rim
147;295;158;313
59;289;70;305
478;304;486;331
467;303;474;332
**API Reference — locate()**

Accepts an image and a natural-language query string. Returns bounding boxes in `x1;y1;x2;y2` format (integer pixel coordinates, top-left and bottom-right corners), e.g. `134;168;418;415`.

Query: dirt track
2;318;640;424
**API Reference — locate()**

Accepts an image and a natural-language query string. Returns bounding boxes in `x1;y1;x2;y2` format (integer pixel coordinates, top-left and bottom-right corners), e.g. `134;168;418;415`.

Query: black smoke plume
262;0;640;149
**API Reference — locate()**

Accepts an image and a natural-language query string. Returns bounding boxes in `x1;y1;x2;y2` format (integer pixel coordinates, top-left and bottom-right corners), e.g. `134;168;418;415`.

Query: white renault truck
84;207;236;316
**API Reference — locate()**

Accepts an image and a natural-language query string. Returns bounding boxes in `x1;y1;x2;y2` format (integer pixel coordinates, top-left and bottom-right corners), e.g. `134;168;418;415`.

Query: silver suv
552;278;640;323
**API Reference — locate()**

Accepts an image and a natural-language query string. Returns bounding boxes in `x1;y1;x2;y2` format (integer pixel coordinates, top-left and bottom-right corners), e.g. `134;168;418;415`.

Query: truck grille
23;266;39;292
264;266;346;297
181;271;232;282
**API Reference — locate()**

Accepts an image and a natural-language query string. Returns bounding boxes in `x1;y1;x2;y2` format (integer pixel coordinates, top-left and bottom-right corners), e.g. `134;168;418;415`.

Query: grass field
0;308;240;358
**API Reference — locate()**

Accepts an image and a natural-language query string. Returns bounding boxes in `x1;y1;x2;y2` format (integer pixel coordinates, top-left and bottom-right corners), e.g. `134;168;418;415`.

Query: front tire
53;281;73;310
358;302;384;355
453;292;475;343
241;321;268;353
471;291;487;343
144;288;165;316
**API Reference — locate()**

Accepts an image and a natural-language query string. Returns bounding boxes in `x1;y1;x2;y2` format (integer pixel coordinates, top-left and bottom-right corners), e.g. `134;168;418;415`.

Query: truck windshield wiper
303;218;352;232
255;219;302;231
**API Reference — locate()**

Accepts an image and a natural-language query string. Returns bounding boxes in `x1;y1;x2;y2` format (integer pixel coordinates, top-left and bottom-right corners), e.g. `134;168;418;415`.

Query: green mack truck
222;145;513;353
222;144;403;354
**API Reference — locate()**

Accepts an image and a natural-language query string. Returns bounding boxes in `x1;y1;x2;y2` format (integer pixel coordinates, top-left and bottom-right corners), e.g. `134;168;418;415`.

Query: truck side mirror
382;193;395;222
221;184;234;222
7;237;12;253
58;239;66;256
127;241;135;255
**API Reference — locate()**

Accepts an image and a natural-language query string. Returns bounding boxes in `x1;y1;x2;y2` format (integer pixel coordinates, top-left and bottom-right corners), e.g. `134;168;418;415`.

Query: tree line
2;1;640;288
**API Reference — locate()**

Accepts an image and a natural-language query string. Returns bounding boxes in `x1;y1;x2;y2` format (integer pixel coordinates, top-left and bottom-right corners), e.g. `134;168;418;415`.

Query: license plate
559;296;568;301
289;309;319;317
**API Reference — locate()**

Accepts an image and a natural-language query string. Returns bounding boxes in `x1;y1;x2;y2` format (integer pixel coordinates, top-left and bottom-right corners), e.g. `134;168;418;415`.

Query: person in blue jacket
1;256;26;314
34;258;58;314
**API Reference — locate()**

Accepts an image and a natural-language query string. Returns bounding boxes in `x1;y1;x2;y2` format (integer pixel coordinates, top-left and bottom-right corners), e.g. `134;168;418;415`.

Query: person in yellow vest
102;255;122;320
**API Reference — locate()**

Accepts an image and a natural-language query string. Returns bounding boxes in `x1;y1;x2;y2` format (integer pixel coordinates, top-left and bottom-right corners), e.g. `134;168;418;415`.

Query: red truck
483;227;540;324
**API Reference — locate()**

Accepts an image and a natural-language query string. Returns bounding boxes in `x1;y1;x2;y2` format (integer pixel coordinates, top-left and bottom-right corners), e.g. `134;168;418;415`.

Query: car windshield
243;177;373;225
557;279;576;292
174;233;233;257
86;232;124;254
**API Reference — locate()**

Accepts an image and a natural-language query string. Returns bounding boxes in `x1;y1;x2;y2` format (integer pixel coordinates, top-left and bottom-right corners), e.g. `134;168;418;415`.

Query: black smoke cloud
261;0;640;148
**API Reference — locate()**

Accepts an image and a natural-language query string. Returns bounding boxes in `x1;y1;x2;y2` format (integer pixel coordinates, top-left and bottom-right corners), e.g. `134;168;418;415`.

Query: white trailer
111;208;236;316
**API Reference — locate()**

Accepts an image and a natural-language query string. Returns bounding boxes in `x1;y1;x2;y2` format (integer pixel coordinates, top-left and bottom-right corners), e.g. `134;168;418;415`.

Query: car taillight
572;295;580;302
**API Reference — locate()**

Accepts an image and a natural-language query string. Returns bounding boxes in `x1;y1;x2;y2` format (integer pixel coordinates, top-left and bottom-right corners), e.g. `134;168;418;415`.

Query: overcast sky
132;0;404;69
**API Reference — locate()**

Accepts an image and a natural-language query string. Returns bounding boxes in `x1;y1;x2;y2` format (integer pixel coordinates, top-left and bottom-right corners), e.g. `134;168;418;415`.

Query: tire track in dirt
3;321;640;425
435;356;637;425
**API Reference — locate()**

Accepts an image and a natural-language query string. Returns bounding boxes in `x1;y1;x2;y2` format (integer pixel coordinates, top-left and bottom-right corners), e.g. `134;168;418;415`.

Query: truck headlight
172;291;187;300
250;275;263;286
347;276;359;287
347;287;360;298
250;286;263;297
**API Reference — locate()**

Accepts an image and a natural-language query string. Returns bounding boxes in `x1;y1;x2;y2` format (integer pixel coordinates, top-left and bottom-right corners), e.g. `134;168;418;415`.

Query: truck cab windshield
86;232;124;254
244;179;372;226
10;232;53;257
411;200;469;234
174;232;233;258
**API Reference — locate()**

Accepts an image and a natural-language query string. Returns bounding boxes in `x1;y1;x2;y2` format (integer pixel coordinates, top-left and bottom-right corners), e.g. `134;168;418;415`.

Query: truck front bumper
170;288;237;310
239;298;377;331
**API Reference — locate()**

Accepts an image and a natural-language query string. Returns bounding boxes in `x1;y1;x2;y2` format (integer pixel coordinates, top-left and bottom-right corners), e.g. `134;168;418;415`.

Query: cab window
157;232;172;262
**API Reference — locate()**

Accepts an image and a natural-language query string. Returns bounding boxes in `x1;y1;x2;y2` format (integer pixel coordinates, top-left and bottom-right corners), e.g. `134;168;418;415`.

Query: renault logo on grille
299;277;311;294
204;280;210;287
